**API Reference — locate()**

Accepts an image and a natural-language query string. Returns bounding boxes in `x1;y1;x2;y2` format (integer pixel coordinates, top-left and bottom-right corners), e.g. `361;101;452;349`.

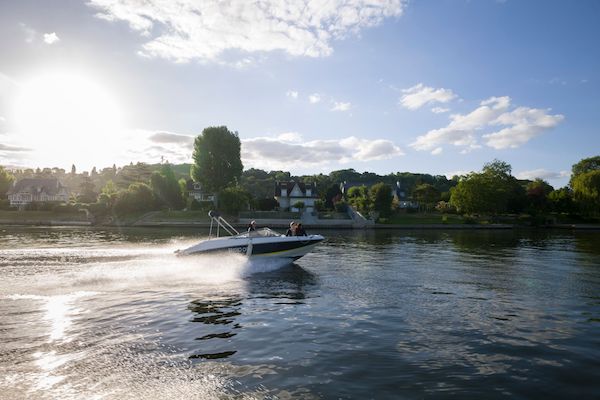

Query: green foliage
191;126;243;193
0;166;15;197
324;183;342;209
450;160;526;215
150;165;185;210
292;201;305;210
412;183;441;211
218;186;251;214
256;197;278;211
571;170;600;216
0;199;11;210
548;187;575;214
370;183;393;217
113;183;156;215
313;199;325;211
77;177;97;203
435;201;456;214
571;156;600;183
189;199;213;211
334;200;348;213
115;162;154;189
346;185;371;214
526;179;554;212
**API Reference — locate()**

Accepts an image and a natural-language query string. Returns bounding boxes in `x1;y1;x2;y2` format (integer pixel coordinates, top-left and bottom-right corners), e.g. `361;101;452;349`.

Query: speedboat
177;211;324;261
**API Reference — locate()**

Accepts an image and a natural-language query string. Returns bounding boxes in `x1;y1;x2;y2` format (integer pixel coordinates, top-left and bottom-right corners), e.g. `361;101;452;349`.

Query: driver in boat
248;220;258;236
285;221;296;236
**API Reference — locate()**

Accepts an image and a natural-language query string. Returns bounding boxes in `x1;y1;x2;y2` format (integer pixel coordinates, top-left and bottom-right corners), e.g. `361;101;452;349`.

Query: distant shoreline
1;219;599;230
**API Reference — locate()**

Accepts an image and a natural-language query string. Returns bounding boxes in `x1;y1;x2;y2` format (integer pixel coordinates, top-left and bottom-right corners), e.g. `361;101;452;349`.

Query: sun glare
14;71;122;168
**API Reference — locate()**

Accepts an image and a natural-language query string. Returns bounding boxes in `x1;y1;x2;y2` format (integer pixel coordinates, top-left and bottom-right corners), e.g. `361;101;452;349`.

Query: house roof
7;178;67;196
275;181;318;197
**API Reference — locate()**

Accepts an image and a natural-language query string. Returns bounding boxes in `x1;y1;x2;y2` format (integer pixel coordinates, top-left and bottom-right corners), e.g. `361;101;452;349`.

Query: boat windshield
235;228;282;238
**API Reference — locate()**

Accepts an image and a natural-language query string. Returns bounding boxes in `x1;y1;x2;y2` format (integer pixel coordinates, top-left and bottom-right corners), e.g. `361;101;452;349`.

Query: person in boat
285;221;296;236
248;220;257;235
294;223;307;236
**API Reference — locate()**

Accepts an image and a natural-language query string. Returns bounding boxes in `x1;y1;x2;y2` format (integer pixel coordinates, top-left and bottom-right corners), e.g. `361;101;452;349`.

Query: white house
274;181;319;212
186;180;215;203
7;178;70;208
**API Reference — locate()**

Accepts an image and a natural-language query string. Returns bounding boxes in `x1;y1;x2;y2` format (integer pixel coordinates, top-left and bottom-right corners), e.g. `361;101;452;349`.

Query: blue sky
0;0;598;187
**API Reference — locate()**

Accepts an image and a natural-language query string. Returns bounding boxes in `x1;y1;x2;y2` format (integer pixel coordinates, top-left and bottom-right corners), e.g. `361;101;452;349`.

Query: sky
0;0;599;188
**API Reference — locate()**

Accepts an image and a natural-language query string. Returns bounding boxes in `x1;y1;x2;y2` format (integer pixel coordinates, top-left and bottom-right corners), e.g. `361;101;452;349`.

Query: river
1;226;599;399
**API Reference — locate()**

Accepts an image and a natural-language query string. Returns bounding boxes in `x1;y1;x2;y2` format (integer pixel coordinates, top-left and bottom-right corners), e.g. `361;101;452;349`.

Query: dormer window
281;188;287;197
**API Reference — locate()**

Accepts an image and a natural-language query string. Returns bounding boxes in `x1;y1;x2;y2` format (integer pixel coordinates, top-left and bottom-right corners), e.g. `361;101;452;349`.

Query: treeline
0;124;598;222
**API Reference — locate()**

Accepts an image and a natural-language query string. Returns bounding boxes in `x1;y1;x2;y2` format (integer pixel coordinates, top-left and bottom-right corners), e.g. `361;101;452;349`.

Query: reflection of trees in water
245;264;318;304
187;266;317;360
574;232;600;256
448;230;522;255
188;297;242;360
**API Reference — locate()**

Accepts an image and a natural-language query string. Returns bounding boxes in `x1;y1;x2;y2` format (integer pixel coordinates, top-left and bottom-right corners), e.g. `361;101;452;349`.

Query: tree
526;179;554;212
98;180;118;208
324;183;342;209
412;183;440;212
114;183;156;215
571;170;600;216
548;187;575;214
78;177;97;203
191;126;243;194
346;185;371;214
570;156;600;183
0;166;15;198
370;183;393;217
292;201;305;211
450;160;526;215
218;186;250;214
150;165;184;210
71;164;76;175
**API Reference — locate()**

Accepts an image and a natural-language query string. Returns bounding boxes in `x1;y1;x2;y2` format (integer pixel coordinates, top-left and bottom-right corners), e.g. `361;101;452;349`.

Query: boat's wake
1;241;295;296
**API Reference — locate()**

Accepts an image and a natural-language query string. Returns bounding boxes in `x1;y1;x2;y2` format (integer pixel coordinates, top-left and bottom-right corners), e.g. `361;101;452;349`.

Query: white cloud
242;133;403;170
148;131;194;146
286;90;298;99
331;101;351;112
309;93;321;104
277;132;302;142
400;83;457;110
483;107;564;149
431;147;443;155
87;0;406;63
410;96;564;152
43;32;60;44
431;107;450;114
515;169;570;181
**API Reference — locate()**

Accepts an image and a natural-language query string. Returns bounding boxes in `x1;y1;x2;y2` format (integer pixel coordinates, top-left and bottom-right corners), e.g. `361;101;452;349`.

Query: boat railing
208;210;239;238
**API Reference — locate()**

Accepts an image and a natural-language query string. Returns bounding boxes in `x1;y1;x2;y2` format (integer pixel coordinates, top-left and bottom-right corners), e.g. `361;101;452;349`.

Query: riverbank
1;210;598;230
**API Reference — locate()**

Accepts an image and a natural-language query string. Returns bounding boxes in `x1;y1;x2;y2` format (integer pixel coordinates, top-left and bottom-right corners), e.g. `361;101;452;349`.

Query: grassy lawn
142;210;212;222
0;210;88;222
379;213;466;225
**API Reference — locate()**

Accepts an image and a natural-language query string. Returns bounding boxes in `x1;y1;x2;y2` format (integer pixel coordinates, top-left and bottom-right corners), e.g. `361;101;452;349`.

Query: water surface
1;227;599;399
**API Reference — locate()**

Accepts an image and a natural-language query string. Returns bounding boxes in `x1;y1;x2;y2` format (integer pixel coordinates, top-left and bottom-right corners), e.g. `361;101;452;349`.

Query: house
274;181;319;212
186;180;215;203
7;178;70;208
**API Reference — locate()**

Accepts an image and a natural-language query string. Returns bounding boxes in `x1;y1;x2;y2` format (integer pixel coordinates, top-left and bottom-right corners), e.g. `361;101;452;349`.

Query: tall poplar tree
191;126;243;194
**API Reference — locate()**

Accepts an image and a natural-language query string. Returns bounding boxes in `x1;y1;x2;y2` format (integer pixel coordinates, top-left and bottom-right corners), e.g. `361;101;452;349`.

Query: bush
189;199;213;211
314;199;325;211
0;199;11;210
256;197;278;211
334;200;348;213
